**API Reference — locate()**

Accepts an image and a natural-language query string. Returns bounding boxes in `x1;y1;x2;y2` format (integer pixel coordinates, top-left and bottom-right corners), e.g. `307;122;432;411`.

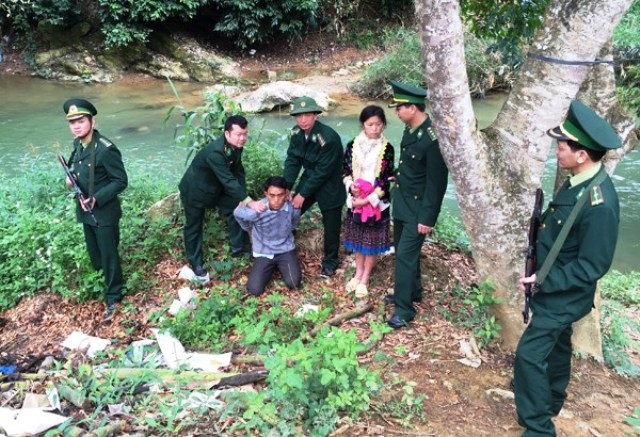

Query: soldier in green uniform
384;81;449;329
514;100;622;436
62;98;128;322
284;96;346;276
179;115;266;284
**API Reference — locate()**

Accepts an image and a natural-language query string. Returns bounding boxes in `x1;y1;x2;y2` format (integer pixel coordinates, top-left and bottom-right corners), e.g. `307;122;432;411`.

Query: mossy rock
38;21;92;49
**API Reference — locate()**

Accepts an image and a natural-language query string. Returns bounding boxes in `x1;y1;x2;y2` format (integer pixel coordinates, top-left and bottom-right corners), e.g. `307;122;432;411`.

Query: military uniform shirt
179;136;247;209
69;130;128;226
533;164;619;324
392;117;448;226
283;120;346;210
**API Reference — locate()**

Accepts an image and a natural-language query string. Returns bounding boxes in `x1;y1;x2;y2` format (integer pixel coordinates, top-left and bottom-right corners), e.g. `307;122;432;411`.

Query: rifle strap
88;141;96;197
536;168;608;285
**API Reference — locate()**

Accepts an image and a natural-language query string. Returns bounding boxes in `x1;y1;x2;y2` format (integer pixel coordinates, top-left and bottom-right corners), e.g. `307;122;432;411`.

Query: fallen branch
309;302;374;337
214;369;268;387
97;368;236;385
231;354;267;365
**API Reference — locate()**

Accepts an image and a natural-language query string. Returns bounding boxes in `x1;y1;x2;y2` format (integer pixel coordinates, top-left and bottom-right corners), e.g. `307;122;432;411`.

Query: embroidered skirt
343;208;392;256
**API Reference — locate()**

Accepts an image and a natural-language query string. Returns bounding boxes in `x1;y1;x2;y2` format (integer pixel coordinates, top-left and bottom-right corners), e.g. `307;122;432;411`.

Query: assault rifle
522;188;543;324
58;155;99;226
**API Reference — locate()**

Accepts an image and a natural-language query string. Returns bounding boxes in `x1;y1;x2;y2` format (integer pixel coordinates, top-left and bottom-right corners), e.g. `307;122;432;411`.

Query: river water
1;75;638;270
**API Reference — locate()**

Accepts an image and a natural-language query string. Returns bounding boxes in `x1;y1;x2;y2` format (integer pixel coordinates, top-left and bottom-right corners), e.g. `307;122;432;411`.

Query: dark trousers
514;319;573;436
391;218;425;320
301;197;342;270
83;223;123;305
183;197;248;269
246;250;301;295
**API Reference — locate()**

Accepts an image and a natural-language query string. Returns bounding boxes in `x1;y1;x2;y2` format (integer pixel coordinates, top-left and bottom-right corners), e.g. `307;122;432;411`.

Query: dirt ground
2;34;639;436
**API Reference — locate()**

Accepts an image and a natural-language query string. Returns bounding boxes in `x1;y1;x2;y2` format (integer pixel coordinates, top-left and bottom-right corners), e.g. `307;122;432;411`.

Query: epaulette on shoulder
427;126;438;142
590;185;605;206
98;137;114;148
316;133;326;147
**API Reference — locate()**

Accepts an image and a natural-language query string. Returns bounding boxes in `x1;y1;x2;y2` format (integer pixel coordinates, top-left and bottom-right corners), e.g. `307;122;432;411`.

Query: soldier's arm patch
590;185;605;206
427;127;438;141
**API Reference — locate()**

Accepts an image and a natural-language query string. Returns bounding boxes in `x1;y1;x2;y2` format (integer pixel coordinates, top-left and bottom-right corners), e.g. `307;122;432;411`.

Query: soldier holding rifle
514;100;622;436
61;98;128;322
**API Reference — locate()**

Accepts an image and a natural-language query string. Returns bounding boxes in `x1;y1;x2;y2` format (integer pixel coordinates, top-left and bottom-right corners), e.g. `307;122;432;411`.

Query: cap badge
300;102;306;107
69;105;78;113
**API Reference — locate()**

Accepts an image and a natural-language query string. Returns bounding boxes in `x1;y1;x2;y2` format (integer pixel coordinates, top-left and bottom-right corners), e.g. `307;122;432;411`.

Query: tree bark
418;0;635;349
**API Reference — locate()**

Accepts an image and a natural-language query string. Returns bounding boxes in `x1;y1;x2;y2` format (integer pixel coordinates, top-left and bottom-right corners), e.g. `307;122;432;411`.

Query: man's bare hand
248;200;267;213
292;194;305;209
417;224;432;235
520;274;537;291
80;196;96;212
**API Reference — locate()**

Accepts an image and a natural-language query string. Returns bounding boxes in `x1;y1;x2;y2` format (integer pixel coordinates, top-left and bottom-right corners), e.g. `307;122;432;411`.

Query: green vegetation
1;0;410;50
432;281;503;349
625;407;640;433
431;207;471;253
353;26;515;99
601;270;640;305
600;270;640;377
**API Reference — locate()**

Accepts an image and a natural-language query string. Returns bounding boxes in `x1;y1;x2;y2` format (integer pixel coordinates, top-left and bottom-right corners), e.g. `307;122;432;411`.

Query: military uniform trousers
514;319;573;436
182;195;249;270
301;195;342;271
83;223;123;305
391;218;425;320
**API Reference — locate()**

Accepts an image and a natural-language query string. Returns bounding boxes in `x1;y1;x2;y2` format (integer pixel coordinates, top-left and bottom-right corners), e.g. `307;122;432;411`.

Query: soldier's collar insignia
417;129;423;139
427;127;438;141
590;185;604;206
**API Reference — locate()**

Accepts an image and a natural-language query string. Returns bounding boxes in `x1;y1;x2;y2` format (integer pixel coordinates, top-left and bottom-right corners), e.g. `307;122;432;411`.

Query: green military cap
63;98;98;121
289;96;323;115
388;80;427;107
547;99;621;151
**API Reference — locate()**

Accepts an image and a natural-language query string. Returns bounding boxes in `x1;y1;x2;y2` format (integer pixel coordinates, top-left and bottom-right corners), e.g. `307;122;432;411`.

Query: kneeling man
234;176;302;295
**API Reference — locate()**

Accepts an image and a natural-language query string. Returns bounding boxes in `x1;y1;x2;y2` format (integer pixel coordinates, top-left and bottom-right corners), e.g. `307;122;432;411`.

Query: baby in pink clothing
352;178;381;224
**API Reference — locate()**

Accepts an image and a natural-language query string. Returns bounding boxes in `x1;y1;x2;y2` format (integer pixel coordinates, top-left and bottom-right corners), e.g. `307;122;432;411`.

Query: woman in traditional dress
342;105;395;297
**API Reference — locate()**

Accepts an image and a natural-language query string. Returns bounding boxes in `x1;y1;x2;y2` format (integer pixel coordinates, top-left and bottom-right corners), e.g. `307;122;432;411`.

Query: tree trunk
418;0;635;349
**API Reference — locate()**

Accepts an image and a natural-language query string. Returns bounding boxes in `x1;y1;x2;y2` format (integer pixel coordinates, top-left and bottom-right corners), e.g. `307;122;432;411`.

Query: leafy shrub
213;0;319;49
160;285;246;350
223;327;381;435
600;270;640;305
601;300;640;377
354;26;515;98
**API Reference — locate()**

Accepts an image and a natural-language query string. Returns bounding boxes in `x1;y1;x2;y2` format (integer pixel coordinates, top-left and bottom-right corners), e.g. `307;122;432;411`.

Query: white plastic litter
152;329;231;372
295;304;319;317
60;331;111;357
178;265;196;280
0;407;68;436
456;338;482;368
